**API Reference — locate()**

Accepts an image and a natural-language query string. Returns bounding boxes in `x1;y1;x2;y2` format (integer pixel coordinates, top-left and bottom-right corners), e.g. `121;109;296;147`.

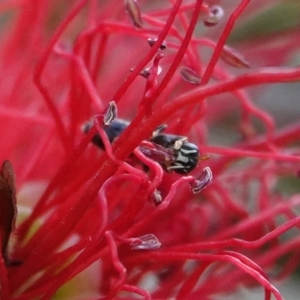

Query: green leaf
228;2;300;43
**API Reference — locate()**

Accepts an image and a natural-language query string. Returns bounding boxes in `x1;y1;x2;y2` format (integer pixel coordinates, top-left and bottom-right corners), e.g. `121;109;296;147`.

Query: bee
83;118;129;149
149;125;199;174
83;119;200;174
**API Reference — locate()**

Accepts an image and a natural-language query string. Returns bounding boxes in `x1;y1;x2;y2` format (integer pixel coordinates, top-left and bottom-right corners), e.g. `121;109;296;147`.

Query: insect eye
181;142;199;153
171;142;200;174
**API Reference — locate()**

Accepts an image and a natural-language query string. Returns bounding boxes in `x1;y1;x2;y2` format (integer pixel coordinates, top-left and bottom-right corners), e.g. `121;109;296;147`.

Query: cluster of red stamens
0;1;300;299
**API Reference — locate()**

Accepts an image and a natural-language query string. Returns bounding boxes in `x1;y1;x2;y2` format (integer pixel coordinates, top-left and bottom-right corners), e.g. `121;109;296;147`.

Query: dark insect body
83;118;200;174
149;134;199;174
83;119;129;149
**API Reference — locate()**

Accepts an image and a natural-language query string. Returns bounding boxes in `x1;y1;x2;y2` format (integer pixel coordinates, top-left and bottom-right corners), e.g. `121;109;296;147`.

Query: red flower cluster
1;0;300;299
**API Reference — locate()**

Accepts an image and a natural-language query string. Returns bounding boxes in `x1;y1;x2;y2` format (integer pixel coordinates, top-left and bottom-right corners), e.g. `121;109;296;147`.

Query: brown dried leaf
0;160;17;264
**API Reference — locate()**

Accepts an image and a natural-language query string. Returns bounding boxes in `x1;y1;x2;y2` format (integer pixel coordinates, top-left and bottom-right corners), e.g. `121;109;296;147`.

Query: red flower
1;1;300;299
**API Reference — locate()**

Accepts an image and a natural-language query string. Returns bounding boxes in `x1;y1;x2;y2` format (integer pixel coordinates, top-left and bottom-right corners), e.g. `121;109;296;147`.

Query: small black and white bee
153;137;199;174
150;126;199;174
83;118;200;174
